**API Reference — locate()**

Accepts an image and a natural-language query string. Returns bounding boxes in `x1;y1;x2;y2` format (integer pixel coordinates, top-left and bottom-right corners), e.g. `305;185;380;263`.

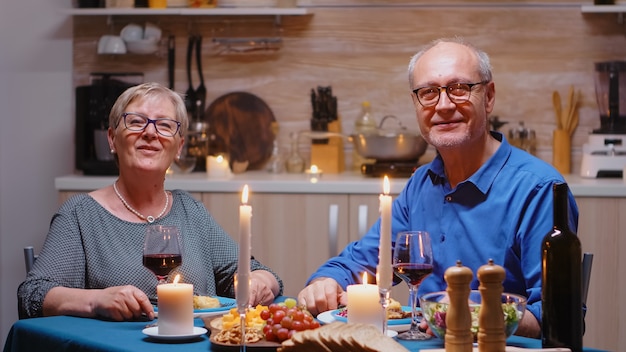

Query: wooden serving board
202;315;281;352
423;347;571;352
204;92;276;172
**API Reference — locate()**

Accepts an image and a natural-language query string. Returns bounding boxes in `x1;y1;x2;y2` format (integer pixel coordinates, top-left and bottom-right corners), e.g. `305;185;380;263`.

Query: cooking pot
350;115;428;162
302;115;428;162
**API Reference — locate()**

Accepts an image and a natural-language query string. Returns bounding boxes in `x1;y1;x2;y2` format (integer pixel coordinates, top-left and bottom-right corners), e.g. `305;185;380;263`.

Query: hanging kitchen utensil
184;35;197;117
195;34;207;118
205;92;276;171
167;35;175;90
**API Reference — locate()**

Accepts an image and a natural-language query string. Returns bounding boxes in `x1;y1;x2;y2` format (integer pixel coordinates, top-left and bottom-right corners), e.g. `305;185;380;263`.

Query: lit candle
306;164;322;183
156;274;193;335
347;272;383;330
377;175;393;290
237;184;251;310
206;154;232;179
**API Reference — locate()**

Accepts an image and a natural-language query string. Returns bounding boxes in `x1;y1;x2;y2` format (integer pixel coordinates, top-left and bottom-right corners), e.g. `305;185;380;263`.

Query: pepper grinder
477;259;506;352
444;260;474;352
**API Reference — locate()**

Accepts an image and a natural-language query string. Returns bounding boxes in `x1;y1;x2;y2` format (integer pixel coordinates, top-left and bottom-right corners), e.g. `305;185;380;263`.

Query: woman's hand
92;285;154;321
43;285;154;321
248;270;280;306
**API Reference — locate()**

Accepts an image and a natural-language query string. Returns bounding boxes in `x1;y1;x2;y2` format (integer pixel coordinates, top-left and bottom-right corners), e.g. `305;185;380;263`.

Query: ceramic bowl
125;38;160;54
143;22;162;41
120;23;143;42
420;290;526;341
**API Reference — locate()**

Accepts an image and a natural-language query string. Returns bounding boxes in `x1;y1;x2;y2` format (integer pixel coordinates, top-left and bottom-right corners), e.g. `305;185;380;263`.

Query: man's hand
297;277;347;316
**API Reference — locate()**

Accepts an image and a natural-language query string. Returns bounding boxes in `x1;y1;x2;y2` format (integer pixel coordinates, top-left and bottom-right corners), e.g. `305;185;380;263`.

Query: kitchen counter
55;171;626;197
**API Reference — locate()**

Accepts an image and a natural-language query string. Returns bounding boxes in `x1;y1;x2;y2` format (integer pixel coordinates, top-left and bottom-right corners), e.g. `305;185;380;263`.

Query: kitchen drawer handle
358;204;368;238
328;204;339;257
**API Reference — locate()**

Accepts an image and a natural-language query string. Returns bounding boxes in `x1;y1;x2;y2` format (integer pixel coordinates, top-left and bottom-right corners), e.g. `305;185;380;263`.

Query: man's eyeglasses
119;112;181;137
412;81;488;107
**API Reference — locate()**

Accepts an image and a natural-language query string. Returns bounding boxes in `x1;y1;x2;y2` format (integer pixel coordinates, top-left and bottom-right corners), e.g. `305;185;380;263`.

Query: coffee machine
580;61;626;178
75;72;143;175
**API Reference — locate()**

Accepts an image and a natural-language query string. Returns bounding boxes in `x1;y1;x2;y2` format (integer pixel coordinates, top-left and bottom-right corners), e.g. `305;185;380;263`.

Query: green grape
284;298;297;309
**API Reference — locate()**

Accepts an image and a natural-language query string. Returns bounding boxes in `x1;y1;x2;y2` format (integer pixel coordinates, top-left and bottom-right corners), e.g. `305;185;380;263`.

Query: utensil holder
552;129;571;175
310;119;345;173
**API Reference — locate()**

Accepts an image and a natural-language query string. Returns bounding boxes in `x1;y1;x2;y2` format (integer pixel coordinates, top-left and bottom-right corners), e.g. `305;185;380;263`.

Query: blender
580;61;626;178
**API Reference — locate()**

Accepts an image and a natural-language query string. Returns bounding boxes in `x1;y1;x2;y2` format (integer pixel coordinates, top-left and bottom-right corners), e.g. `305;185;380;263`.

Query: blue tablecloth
3;315;606;352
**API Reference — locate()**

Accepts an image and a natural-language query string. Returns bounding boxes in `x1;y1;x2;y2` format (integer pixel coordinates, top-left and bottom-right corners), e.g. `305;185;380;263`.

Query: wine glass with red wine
393;230;433;340
143;225;182;284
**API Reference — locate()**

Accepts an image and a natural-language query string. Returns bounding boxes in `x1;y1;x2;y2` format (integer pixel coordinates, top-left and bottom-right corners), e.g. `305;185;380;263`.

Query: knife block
310;119;345;174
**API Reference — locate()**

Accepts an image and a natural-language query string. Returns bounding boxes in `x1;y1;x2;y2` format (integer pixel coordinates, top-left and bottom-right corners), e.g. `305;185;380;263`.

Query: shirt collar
427;131;511;195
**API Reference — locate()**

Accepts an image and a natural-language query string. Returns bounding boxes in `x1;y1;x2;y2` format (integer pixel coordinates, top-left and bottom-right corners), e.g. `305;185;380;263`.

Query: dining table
3;314;607;352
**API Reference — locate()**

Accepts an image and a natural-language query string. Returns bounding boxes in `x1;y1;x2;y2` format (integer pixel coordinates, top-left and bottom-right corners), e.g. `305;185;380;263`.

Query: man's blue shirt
307;132;578;323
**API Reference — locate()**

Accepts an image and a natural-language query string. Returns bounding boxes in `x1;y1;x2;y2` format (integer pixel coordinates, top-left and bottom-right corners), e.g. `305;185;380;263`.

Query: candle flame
173;274;181;284
242;184;249;204
310;165;318;173
383;175;390;195
216;155;224;163
362;272;368;285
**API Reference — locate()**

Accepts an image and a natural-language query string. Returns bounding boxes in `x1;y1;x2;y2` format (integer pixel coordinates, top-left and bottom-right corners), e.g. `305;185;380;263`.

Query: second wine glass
393;230;433;340
143;225;182;284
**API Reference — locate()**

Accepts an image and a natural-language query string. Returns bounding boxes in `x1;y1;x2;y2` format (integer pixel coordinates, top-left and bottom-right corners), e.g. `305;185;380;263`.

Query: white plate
317;310;409;333
153;296;236;318
142;326;207;340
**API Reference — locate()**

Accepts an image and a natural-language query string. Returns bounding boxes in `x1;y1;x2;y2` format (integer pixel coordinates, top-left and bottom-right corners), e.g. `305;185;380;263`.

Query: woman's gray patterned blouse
18;190;283;318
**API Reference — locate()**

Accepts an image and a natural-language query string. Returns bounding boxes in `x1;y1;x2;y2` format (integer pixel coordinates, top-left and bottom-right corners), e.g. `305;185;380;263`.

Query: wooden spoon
567;90;580;135
552;91;562;130
563;85;575;133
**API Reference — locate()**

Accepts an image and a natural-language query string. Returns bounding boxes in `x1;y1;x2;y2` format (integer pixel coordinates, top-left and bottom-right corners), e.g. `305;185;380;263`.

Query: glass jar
285;133;305;173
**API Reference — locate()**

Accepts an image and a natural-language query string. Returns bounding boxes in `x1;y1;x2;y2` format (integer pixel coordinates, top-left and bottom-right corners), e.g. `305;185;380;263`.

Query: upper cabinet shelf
581;4;626;13
61;7;308;16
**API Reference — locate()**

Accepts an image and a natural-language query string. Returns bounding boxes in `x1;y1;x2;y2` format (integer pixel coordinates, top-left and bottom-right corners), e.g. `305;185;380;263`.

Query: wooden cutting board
204;92;276;172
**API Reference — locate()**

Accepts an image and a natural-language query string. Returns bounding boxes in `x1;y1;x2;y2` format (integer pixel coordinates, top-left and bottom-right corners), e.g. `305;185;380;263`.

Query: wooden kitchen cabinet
202;192;350;298
574;197;625;351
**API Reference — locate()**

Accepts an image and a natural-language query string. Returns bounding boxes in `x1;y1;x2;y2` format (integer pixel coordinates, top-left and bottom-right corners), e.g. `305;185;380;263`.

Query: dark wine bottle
541;183;583;352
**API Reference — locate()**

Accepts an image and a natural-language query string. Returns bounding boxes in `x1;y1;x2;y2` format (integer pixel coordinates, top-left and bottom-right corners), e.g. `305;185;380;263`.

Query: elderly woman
18;82;282;321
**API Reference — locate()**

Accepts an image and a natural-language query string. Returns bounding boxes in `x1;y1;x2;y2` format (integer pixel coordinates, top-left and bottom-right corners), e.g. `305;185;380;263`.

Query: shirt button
445;196;452;202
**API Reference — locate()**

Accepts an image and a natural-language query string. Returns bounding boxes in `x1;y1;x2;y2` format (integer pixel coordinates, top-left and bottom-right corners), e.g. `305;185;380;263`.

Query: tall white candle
347;272;383;330
237;184;251;310
157;274;193;335
377;175;393;290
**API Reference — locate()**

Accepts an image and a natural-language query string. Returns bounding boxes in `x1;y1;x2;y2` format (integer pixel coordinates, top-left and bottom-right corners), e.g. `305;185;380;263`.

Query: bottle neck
553;183;570;231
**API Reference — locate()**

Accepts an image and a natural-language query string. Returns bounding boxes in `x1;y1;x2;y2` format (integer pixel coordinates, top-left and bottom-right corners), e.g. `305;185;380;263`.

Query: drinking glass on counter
143;225;182;284
393;230;433;340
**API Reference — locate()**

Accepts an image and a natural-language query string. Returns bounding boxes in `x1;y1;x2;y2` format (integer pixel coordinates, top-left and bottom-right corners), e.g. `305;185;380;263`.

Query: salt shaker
477;259;506;352
444;260;474;352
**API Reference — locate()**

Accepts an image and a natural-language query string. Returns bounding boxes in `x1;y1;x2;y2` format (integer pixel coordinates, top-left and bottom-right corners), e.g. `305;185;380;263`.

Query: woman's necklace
113;180;169;223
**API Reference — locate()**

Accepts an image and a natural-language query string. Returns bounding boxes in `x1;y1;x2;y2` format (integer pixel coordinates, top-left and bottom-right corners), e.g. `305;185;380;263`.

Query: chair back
24;246;38;275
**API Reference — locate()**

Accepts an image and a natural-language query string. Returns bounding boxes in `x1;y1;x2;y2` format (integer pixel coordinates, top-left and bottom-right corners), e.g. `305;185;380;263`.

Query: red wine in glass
143;225;182;284
393;230;433;340
393;263;433;286
143;254;182;278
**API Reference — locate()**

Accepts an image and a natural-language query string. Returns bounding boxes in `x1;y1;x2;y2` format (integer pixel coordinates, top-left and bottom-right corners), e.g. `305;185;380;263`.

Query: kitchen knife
167;35;175;90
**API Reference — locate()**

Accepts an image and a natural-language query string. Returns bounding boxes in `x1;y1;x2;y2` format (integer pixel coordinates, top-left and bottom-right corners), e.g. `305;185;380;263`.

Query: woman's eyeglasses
119;112;181;137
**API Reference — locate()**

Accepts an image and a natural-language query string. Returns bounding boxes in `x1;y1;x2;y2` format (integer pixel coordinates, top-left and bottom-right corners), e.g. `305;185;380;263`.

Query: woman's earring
110;149;115;154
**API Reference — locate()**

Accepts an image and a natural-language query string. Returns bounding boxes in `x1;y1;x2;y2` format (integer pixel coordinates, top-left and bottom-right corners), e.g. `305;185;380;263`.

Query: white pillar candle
157;275;193;335
377;175;393;290
206;155;232;179
347;273;383;330
237;185;251;310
